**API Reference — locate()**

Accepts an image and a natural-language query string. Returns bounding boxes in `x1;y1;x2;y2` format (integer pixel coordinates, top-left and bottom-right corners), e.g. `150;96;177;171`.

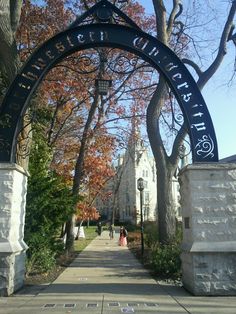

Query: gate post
179;163;236;295
0;163;28;296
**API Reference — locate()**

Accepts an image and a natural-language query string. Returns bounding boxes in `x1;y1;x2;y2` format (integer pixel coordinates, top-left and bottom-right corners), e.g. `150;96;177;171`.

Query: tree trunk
146;75;177;243
156;164;176;243
65;214;76;255
0;0;32;170
65;93;100;253
148;0;236;244
0;0;22;87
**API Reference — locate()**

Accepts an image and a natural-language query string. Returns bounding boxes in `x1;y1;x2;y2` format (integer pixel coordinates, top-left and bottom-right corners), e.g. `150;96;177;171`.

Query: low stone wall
179;163;236;295
0;163;28;296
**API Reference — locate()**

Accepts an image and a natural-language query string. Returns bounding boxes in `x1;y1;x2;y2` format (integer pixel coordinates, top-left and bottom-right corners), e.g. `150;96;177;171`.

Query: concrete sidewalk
1;231;236;313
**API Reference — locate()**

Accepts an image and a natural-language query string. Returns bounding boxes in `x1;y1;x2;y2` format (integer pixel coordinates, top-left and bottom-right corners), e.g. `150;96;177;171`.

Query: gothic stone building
96;134;181;225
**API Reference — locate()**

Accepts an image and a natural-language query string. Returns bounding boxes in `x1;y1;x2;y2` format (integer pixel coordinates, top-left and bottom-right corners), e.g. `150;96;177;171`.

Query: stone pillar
179;163;236;295
0;163;29;296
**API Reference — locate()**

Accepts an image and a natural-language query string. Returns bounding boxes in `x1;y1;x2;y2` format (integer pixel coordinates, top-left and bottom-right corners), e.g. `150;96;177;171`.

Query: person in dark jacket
97;222;102;236
109;224;114;239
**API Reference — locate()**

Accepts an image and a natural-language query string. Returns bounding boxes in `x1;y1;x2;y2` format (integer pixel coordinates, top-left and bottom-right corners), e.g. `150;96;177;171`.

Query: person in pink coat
119;226;128;246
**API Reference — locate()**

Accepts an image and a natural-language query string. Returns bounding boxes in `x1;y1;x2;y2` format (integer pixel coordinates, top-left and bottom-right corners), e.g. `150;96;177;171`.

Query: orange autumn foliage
16;0;156;224
75;203;100;222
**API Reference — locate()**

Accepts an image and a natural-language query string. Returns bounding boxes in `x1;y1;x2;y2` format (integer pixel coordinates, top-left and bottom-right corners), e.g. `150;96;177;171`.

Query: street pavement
1;231;236;313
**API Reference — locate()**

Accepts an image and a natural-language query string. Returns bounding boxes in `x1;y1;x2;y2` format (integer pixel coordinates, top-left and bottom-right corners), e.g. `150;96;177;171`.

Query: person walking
109;224;114;240
97;222;102;236
119;226;128;246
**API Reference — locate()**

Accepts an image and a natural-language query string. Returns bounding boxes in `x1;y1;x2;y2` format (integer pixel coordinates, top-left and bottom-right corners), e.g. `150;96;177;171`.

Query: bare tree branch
170;122;187;166
167;0;182;38
182;58;203;77
198;0;236;90
153;0;168;44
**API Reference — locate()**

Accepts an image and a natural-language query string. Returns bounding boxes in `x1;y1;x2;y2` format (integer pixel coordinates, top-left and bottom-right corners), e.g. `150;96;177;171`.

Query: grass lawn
25;226;98;285
74;226;98;253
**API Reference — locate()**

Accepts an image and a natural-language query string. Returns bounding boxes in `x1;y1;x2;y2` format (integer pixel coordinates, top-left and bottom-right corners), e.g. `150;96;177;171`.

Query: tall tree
25;110;76;272
16;0;155;252
147;0;236;243
0;0;22;88
0;0;34;169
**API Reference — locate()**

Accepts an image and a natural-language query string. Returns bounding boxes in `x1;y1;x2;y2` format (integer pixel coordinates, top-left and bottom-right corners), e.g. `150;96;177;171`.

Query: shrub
143;222;159;249
25;233;58;274
24;121;76;275
26;247;56;274
127;222;182;279
127;231;140;243
151;242;181;279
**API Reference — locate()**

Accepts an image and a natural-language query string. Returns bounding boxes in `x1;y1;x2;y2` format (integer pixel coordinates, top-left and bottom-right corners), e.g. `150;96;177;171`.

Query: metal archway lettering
0;3;218;163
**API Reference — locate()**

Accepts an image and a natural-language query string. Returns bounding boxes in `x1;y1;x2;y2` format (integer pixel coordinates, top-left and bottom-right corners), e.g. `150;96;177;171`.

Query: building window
152;165;155;182
127;205;131;216
144;205;150;220
142;170;149;177
145;192;149;202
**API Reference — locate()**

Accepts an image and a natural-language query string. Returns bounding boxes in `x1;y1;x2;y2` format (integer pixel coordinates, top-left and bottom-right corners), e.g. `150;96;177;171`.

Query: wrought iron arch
0;0;218;163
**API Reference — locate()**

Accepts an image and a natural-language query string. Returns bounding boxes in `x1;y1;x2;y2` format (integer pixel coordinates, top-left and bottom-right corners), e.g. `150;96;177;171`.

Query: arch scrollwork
0;1;218;163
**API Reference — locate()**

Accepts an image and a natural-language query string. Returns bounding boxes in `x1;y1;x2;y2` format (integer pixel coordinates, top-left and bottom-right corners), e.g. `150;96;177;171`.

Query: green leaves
24;121;77;274
151;243;181;279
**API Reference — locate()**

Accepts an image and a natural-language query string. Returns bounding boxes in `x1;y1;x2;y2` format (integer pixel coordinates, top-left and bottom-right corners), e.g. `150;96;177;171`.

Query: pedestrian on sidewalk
119;226;128;246
96;222;102;236
109;223;114;239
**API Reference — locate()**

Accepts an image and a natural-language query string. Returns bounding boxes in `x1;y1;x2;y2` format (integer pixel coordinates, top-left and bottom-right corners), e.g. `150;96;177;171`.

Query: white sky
137;0;236;159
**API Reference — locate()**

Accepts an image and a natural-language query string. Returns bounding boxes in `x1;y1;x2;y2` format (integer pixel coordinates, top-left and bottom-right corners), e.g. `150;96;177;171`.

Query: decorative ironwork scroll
0;0;218;162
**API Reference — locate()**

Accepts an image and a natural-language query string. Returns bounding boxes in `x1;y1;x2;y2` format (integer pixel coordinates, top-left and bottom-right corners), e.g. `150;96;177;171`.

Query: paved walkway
1;231;236;313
